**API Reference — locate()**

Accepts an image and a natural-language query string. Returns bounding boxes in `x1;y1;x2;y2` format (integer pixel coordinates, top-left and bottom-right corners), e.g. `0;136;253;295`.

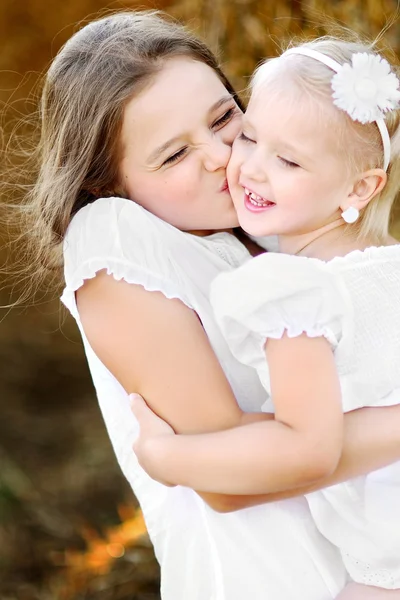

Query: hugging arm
132;333;345;494
76;270;272;512
77;272;400;511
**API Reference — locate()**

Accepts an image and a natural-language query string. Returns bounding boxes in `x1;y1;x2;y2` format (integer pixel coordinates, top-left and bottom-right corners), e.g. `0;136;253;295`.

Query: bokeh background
0;1;399;599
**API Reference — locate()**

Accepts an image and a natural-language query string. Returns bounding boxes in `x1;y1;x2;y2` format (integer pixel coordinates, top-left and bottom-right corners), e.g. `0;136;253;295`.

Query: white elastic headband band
283;47;392;171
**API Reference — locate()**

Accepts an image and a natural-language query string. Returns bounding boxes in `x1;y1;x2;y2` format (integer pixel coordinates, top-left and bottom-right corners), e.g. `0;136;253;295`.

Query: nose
202;136;231;172
239;148;266;183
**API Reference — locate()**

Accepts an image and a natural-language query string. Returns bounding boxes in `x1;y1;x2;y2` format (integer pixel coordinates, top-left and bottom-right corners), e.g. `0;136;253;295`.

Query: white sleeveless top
61;197;347;600
210;247;400;588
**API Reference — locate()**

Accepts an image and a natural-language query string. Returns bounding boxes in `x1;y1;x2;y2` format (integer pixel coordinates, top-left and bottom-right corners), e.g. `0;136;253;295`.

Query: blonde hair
252;35;400;241
2;10;243;300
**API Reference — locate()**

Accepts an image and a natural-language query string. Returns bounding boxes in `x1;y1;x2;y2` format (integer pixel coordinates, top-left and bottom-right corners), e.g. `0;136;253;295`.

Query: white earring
341;206;359;224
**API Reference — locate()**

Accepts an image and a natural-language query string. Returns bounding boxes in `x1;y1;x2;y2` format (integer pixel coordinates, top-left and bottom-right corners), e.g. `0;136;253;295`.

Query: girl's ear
340;168;387;213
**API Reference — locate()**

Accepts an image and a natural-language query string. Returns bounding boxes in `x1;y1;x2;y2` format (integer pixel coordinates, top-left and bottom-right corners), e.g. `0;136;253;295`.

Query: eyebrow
279;140;314;161
148;94;235;164
243;117;313;158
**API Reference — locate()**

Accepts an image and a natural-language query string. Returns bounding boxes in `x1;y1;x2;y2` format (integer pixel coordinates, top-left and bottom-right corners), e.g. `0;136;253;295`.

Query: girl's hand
130;394;176;486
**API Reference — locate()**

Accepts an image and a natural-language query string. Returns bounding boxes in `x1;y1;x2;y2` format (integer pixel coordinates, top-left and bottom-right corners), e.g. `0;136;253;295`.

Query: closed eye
279;156;300;168
163;147;188;166
238;132;255;143
212;107;238;129
162;106;239;166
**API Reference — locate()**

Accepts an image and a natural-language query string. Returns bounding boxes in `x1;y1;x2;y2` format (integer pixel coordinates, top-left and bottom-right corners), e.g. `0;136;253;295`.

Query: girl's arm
217;403;400;510
78;271;400;512
76;270;272;512
132;333;344;495
247;403;400;502
132;397;400;510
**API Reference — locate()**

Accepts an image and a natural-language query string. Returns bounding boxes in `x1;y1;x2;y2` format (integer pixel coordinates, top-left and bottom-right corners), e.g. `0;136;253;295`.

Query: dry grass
167;0;400;88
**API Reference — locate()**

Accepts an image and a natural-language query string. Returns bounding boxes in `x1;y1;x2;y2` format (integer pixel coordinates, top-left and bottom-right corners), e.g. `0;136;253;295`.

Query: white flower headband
283;47;400;171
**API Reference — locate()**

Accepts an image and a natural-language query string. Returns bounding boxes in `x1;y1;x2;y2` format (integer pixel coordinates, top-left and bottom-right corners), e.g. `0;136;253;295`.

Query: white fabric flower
331;52;400;124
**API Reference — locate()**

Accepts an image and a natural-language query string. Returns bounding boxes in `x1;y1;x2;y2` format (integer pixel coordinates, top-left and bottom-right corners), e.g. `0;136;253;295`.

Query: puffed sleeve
209;252;353;372
61;197;192;318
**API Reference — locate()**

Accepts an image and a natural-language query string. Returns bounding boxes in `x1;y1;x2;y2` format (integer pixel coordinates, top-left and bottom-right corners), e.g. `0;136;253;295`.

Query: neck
279;218;349;258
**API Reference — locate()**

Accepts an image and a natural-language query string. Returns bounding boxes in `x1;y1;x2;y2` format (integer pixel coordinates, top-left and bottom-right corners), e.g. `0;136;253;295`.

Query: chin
238;219;273;238
237;207;282;237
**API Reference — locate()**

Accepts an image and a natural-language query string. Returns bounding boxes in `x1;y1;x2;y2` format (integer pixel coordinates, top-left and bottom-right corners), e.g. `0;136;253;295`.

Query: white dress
61;196;347;600
210;246;400;589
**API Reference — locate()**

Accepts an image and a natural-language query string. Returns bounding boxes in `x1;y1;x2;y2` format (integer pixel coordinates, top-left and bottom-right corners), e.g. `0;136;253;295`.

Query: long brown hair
2;10;243;298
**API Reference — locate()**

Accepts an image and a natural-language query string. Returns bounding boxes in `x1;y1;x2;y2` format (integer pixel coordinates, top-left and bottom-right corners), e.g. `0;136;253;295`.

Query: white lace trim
322;244;400;268
257;324;340;348
343;553;396;588
61;257;193;318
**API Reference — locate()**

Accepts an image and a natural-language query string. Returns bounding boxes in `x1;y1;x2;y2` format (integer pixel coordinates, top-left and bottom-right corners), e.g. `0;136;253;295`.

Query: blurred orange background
0;1;399;599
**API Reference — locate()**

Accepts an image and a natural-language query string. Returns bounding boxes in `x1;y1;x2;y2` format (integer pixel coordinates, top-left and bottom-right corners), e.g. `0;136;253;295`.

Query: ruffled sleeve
61;197;192;318
209;252;353;373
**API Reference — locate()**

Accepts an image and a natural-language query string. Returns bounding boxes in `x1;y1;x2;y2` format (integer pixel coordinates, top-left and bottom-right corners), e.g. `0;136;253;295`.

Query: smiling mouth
244;187;275;208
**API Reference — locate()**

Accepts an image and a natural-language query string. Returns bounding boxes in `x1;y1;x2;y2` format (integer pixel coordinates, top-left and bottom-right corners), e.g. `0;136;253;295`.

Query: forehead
120;57;229;155
247;80;342;154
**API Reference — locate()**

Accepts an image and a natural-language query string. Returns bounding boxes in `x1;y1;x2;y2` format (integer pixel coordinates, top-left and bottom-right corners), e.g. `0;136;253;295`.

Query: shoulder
62;197;192;312
63;196;182;269
210;253;350;354
327;245;400;296
65;196;171;248
328;243;400;268
211;252;338;316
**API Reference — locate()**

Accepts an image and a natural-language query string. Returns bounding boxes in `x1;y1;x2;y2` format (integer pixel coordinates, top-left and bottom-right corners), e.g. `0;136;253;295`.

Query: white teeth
244;187;269;207
249;197;266;207
250;192;262;202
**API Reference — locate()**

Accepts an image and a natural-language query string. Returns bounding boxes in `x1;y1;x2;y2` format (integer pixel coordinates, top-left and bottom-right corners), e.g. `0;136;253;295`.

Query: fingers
129;393;175;435
129;393;148;417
